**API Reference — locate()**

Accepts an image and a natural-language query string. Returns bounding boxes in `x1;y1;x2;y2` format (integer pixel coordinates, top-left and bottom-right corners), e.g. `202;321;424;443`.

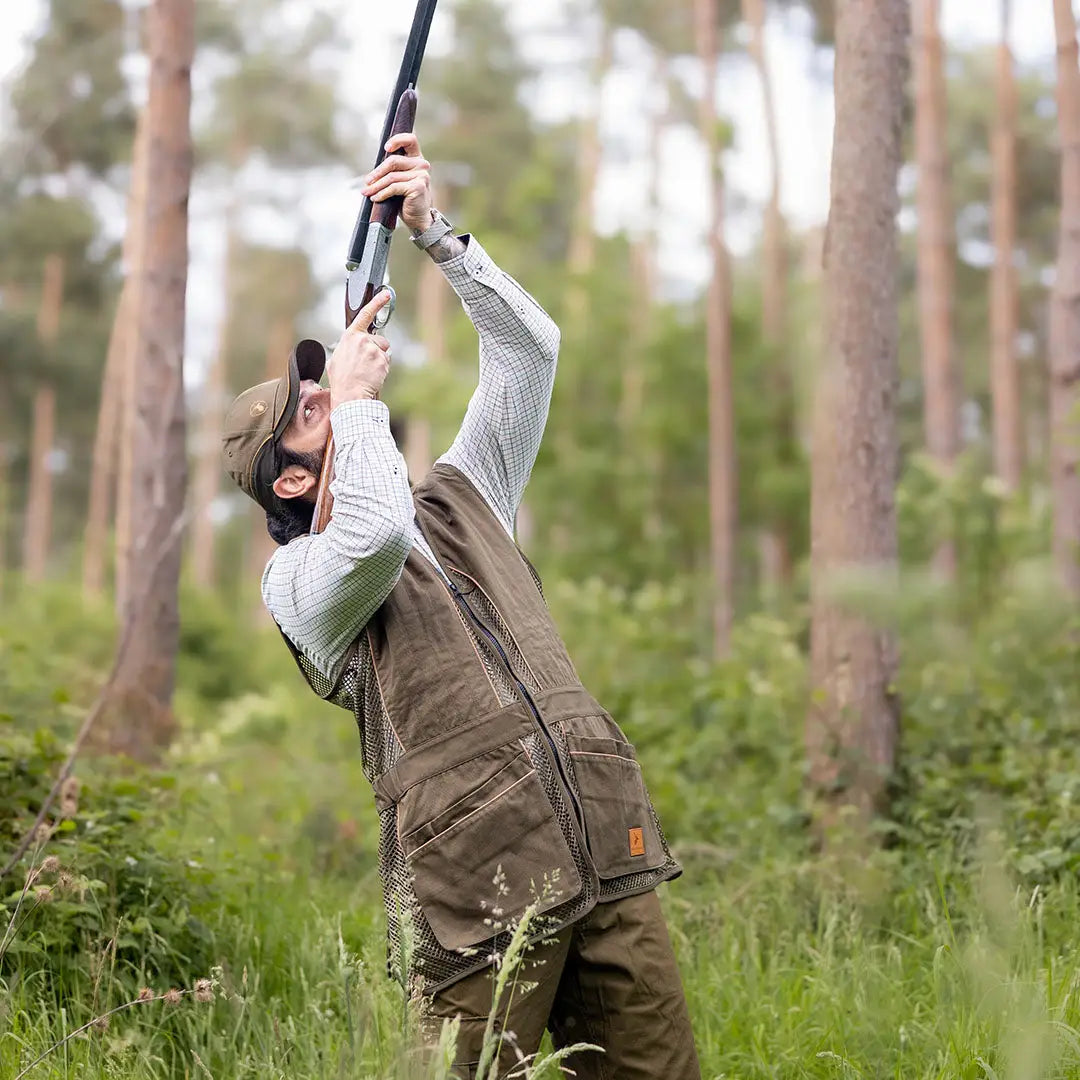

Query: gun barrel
345;0;437;272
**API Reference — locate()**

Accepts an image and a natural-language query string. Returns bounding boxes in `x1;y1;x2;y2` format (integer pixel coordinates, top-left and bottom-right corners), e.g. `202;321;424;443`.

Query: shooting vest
285;464;680;993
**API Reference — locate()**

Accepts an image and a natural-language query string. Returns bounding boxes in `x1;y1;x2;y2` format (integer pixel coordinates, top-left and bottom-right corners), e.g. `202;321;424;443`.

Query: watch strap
411;209;455;251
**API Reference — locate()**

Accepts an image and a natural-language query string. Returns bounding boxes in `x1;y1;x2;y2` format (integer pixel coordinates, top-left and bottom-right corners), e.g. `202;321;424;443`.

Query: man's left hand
361;132;433;234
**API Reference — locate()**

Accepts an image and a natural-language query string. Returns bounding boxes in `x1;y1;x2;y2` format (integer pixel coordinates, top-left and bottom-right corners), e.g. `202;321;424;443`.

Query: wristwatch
411;208;455;251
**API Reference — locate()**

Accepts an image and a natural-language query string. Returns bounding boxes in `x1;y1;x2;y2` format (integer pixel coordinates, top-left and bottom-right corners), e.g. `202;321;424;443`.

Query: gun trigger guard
372;285;396;330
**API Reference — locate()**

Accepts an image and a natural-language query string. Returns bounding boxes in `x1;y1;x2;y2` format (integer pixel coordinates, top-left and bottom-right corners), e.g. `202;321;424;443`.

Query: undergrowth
2;566;1080;1078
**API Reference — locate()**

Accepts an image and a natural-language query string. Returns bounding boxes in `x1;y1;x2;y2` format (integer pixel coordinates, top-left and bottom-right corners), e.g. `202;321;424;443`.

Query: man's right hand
328;290;394;408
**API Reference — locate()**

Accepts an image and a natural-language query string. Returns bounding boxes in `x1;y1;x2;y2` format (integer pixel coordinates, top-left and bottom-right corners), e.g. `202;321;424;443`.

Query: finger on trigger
350;289;392;331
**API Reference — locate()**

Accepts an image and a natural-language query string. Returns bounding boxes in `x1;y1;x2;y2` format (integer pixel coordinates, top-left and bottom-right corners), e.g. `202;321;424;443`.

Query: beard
280;445;325;493
266;444;326;546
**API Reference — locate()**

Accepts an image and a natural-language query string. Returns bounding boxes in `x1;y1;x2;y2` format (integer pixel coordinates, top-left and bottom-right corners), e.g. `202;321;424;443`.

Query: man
221;133;700;1079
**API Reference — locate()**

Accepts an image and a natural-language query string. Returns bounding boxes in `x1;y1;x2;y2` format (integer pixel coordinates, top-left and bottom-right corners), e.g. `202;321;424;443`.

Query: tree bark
107;0;194;759
742;0;794;594
619;47;666;438
990;0;1023;493
563;22;613;331
83;117;148;602
913;0;959;576
190;135;248;591
114;109;151;617
696;0;737;658
22;254;65;582
807;0;905;825
189;224;237;591
81;285;129;599
1051;0;1080;598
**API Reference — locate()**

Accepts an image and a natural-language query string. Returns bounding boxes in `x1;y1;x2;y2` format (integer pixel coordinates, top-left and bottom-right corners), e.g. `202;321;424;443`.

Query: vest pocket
564;728;667;879
397;746;582;952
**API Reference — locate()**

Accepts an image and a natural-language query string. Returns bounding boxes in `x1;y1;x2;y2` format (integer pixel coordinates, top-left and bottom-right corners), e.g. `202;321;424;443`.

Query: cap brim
251;339;328;512
274;339;328;441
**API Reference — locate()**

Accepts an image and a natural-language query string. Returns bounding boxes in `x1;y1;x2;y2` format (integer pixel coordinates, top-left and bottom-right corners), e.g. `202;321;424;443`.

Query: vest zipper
444;577;588;840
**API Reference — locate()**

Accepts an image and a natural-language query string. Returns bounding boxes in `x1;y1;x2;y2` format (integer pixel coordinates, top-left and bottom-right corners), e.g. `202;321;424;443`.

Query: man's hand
360;132;434;234
328;291;394;409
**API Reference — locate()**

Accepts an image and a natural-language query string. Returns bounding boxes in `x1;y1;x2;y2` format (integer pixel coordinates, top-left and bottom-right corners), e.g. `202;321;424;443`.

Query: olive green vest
286;464;680;992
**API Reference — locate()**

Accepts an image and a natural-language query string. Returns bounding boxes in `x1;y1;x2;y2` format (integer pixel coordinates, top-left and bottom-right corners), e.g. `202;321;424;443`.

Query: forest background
3;0;1080;1077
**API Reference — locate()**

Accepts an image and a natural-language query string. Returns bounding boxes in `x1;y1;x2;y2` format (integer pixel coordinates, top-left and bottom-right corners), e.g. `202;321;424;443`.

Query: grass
9;846;1080;1078
5;584;1080;1077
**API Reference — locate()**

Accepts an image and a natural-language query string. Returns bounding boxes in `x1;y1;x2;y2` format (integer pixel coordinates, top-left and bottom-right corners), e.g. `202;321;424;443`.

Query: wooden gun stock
311;89;418;536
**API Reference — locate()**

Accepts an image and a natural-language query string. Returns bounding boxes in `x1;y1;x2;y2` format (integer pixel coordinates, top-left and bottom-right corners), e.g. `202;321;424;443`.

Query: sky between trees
0;0;1059;388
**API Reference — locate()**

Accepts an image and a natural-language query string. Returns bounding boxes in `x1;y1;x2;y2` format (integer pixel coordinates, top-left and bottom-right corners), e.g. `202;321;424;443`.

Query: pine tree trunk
85;119;148;602
107;0;194;759
22;254;65;582
807;0;905;826
913;0;959;576
190;139;248;591
81;286;128;599
114;109;151;617
563;22;612;331
620;47;665;431
696;0;737;658
549;21;612;557
742;0;794;595
0;449;8;598
619;47;667;546
990;0;1023;493
1051;0;1080;598
189;341;226;590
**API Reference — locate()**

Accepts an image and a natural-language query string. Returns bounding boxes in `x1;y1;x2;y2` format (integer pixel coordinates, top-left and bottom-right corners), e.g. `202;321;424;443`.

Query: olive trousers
422;889;701;1079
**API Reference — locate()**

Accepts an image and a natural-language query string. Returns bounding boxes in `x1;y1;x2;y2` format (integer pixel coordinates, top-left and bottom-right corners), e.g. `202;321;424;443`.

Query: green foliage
897;450;1052;618
8;0;133;176
175;584;269;707
0;733;218;996
5;572;1080;1076
7;575;1080;1077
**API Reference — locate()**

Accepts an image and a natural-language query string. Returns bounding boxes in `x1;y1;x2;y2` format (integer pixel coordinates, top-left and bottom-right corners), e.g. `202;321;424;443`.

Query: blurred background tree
0;0;1071;798
0;0;132;588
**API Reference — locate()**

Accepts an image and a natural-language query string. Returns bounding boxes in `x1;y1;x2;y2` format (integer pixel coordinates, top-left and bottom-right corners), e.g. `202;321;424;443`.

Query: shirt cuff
437;233;500;301
330;398;391;445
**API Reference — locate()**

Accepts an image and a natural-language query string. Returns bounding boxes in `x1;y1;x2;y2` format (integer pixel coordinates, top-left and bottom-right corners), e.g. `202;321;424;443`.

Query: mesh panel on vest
356;643;405;780
292;646;351;704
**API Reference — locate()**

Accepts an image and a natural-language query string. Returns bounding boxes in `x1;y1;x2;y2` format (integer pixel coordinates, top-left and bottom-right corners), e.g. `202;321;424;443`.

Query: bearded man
220;132;700;1079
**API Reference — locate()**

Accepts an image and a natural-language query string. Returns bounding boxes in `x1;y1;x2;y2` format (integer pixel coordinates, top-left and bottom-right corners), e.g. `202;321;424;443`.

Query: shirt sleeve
261;398;414;681
435;235;561;536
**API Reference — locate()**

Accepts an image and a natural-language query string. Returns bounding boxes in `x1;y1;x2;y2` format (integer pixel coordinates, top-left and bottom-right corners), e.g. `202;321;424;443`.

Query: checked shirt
261;234;560;678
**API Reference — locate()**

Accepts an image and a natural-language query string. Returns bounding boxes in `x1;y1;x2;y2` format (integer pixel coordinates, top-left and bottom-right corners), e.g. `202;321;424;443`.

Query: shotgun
311;0;438;535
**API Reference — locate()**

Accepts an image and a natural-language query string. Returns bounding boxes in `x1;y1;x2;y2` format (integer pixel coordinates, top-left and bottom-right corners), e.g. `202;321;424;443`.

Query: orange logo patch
250;400;268;417
628;827;645;857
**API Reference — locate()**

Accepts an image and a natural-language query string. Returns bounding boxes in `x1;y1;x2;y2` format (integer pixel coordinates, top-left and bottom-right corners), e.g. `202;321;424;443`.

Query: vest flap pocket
564;725;667;879
398;746;582;952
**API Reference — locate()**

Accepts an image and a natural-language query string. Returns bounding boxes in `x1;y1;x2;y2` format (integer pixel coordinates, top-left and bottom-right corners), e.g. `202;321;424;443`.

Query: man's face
281;380;333;460
271;380;332;504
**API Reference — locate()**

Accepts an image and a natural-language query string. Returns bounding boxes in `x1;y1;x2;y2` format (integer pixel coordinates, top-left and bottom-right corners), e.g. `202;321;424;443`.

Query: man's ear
272;464;317;502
